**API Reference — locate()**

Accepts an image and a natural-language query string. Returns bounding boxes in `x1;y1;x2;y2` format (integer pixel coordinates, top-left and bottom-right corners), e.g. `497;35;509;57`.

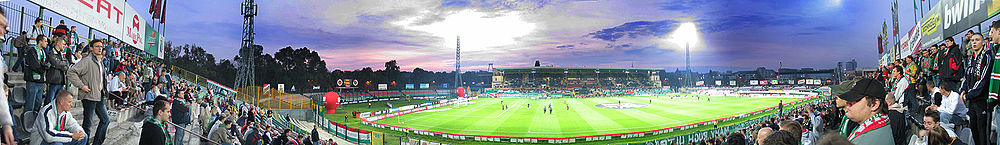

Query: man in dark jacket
171;92;191;145
940;37;965;83
140;100;172;145
24;34;47;113
311;125;320;144
960;33;994;145
44;37;69;105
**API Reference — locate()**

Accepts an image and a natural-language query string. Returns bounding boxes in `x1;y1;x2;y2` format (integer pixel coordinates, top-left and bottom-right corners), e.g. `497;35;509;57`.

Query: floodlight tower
668;22;700;88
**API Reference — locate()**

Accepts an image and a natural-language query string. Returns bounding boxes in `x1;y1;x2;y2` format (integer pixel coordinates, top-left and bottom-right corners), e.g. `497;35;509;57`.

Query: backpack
12;34;26;49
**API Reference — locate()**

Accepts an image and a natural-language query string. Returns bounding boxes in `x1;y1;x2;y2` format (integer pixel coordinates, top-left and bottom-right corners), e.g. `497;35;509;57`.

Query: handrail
166;121;221;145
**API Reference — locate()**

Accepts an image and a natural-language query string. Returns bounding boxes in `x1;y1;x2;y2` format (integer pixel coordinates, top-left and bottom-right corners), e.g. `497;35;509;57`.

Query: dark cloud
586;20;678;41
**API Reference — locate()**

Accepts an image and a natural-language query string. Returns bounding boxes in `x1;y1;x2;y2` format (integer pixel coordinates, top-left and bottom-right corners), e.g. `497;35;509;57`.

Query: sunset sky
55;0;914;72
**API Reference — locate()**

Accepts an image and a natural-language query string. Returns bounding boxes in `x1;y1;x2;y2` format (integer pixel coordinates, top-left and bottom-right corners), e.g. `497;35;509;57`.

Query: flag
892;0;899;35
160;0;167;23
149;0;167;23
879;36;884;54
149;0;162;19
913;0;918;10
882;21;887;38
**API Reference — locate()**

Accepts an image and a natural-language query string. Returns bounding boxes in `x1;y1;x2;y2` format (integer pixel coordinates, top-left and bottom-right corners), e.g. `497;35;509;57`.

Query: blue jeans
40;135;87;145
82;98;108;145
174;124;186;145
24;82;45;112
44;84;63;105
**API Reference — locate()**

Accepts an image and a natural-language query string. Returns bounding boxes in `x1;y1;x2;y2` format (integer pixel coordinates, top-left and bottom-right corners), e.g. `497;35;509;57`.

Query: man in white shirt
927;81;966;124
890;66;909;105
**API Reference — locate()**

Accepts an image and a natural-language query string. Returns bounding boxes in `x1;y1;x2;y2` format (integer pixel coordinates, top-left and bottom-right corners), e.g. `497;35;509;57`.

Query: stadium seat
958;127;974;145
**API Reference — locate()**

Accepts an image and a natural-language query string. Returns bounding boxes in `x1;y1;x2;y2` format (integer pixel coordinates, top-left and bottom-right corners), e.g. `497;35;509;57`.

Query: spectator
146;83;164;103
987;20;1000;145
838;78;894;145
928;126;966;145
32;90;86;145
170;90;191;145
940;37;965;82
44;37;69;106
52;20;67;38
312;125;319;144
210;120;235;145
66;39;109;145
23;34;48;113
762;130;797;145
884;91;908;145
0;8;16;145
756;127;773;145
12;31;26;72
722;132;745;145
959;32;992;145
140;100;172;145
28;18;42;46
108;72;124;108
778;120;801;141
927;81;965;124
271;129;289;145
67;26;77;46
816;132;852;145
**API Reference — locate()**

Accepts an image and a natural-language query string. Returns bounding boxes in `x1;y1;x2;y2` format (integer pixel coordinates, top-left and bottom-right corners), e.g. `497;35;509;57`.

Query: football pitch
373;94;801;138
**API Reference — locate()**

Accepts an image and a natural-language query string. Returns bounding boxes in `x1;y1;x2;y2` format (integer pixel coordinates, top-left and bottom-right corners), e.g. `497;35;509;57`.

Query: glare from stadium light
669;22;699;47
392;10;536;52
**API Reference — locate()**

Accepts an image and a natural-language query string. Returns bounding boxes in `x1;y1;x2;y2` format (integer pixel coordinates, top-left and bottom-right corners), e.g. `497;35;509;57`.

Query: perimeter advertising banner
991;0;1000;17
714;80;722;86
29;0;148;49
921;0;945;48
899;25;920;57
145;24;160;57
921;0;995;47
729;81;736;86
941;0;989;37
329;121;372;143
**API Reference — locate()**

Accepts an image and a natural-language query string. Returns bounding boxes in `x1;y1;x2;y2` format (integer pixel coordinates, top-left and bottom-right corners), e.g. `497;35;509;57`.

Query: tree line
162;42;491;93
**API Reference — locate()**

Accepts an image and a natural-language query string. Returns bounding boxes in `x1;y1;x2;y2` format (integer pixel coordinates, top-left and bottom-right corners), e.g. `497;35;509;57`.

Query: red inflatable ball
457;87;466;98
323;92;340;114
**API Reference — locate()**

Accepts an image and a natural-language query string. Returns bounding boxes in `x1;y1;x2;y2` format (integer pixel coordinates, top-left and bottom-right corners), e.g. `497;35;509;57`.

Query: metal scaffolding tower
455;36;462;89
235;0;257;88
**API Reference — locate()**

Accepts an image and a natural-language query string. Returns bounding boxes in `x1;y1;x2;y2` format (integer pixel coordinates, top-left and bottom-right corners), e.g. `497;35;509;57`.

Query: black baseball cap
838;78;887;102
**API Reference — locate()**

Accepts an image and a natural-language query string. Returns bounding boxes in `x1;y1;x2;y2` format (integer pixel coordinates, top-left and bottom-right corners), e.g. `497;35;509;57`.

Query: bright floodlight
668;22;700;47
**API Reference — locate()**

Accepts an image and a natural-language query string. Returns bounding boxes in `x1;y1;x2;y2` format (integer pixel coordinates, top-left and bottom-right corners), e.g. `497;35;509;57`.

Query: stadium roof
495;66;663;71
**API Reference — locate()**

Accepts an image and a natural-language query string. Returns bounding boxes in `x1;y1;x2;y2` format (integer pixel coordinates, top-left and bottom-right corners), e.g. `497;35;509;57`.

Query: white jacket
31;104;83;144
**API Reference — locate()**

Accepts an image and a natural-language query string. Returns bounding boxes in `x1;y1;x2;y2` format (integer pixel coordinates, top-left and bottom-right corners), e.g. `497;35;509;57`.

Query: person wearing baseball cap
838;78;894;145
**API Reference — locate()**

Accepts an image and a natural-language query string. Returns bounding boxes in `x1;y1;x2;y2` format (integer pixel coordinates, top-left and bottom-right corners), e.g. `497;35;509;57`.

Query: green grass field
373;94;800;138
